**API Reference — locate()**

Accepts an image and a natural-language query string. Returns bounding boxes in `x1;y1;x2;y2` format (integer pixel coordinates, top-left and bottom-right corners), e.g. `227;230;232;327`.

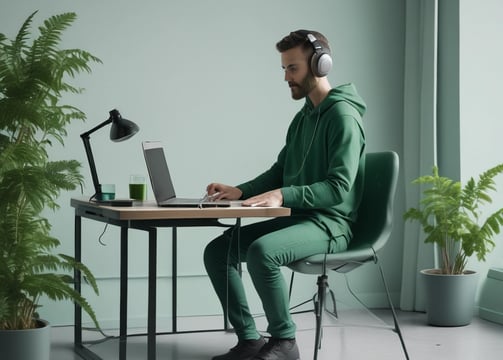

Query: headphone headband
306;33;322;50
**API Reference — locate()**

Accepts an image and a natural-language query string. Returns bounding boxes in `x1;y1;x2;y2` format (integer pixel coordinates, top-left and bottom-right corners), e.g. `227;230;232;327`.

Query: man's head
276;30;332;77
276;30;332;100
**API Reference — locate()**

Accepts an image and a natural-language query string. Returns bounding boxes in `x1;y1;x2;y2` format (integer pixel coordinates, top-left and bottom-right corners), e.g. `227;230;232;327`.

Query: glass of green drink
129;175;147;201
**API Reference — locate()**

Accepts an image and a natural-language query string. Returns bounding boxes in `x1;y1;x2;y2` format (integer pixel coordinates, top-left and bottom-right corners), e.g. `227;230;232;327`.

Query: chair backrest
349;151;399;252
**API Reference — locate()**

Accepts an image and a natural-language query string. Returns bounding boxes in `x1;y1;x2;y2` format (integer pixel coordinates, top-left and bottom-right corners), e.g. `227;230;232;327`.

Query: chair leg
377;263;410;360
289;271;339;359
313;275;330;360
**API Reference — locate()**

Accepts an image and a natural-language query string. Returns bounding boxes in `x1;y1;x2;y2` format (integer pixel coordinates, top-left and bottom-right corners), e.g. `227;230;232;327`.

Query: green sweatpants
203;216;348;340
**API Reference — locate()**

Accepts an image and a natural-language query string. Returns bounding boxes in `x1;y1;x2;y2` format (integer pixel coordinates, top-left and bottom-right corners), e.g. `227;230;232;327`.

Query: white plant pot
421;269;479;326
0;319;50;360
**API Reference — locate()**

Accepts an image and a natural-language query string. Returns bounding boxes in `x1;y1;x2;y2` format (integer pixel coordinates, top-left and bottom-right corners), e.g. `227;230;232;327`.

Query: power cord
98;223;108;246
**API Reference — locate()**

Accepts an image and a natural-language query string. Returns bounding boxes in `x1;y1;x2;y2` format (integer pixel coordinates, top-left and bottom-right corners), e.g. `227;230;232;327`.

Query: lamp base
93;199;134;207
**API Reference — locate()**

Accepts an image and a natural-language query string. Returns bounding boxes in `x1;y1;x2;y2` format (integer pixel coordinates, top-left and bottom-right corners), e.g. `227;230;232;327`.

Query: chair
287;151;409;360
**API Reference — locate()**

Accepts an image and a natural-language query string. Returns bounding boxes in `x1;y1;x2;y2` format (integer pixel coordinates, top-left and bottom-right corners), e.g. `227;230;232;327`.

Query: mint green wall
1;0;406;326
460;1;503;297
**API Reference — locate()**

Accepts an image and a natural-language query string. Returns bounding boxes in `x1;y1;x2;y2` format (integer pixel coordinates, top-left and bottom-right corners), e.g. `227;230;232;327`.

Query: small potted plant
0;11;101;360
404;164;503;326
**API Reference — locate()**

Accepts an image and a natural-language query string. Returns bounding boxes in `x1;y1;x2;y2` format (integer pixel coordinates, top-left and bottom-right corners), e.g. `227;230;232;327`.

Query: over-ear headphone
305;33;332;77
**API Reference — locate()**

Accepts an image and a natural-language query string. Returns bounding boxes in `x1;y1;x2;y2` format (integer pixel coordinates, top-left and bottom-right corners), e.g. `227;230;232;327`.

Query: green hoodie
237;83;366;241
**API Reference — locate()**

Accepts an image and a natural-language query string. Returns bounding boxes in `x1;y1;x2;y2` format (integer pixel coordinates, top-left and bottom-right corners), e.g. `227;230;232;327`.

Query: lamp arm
80;117;112;138
81;134;102;198
80;117;112;199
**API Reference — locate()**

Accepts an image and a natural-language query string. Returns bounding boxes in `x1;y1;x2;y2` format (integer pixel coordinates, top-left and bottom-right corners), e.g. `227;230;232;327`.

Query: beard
289;72;317;100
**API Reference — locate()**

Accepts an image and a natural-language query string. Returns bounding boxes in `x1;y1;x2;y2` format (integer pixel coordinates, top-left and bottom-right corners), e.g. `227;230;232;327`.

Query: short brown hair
276;29;331;55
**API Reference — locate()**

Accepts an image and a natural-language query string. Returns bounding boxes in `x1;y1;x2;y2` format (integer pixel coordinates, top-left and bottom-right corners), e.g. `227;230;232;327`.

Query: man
204;30;366;360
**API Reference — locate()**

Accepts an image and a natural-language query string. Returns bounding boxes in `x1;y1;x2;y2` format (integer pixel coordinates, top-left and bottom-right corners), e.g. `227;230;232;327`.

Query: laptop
142;141;232;207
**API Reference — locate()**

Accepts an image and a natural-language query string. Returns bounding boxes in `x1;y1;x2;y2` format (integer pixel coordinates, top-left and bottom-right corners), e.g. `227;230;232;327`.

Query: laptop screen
143;142;176;202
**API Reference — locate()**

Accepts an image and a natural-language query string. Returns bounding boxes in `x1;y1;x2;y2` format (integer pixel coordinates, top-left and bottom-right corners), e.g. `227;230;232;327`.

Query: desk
71;197;290;360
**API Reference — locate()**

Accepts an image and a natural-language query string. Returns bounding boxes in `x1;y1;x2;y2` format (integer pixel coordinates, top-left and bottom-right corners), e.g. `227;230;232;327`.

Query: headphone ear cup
304;32;333;77
311;51;332;77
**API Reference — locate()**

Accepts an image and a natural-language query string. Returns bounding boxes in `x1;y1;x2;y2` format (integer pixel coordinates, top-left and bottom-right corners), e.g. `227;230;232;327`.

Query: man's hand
206;183;243;200
242;189;283;207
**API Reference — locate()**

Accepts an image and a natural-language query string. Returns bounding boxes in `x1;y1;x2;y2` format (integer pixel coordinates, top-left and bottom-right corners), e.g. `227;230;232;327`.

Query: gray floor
51;309;503;360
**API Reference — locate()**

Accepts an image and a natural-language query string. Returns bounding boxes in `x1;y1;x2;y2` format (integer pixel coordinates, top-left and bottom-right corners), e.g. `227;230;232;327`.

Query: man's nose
284;70;291;82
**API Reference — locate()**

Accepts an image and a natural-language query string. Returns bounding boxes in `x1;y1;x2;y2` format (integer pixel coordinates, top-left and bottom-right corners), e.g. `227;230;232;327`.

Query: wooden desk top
71;197;291;221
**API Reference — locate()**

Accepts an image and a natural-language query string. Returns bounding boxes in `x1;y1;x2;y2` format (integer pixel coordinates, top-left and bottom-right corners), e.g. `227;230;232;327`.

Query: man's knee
246;240;275;272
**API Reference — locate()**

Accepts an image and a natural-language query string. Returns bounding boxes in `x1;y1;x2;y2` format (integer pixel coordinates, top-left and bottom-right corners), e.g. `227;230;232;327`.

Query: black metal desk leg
223;218;242;331
172;227;177;333
74;214;102;360
148;228;157;360
119;226;129;360
236;218;242;277
74;215;82;347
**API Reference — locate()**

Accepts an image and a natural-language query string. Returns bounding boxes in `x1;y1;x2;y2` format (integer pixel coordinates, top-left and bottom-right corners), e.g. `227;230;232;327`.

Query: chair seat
289;246;376;274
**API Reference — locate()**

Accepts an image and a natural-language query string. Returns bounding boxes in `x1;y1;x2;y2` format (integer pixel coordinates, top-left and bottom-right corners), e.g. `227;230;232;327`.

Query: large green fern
404;164;503;274
0;11;102;330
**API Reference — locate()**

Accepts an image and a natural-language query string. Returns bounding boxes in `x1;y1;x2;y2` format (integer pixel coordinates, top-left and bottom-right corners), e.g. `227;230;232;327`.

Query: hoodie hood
304;83;367;117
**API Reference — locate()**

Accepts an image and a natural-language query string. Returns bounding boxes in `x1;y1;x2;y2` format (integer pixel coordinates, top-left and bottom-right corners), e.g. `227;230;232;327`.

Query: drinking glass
129;175;147;201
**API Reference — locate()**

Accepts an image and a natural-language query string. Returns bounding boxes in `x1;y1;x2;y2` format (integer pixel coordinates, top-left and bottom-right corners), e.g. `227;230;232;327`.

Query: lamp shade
109;109;139;142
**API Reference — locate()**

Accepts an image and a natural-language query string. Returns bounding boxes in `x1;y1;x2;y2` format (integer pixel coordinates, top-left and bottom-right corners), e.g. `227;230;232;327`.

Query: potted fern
0;11;101;359
404;164;503;326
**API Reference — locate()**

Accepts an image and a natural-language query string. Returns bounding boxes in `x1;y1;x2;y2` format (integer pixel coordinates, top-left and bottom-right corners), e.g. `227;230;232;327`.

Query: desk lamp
80;109;139;203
